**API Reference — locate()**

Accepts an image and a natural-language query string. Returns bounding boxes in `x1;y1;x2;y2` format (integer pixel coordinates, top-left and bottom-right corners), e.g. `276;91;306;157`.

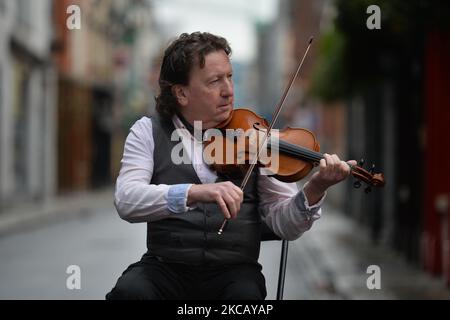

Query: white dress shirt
114;115;325;240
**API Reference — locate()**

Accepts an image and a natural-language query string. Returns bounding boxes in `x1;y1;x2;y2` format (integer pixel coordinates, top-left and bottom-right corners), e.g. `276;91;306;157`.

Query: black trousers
106;253;267;300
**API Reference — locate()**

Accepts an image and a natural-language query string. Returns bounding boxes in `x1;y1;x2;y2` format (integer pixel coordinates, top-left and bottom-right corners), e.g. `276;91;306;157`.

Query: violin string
276;140;360;177
269;138;323;163
276;140;323;162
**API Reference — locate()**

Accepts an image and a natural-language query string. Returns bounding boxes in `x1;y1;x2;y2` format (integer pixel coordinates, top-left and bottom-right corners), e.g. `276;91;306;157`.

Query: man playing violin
106;32;356;300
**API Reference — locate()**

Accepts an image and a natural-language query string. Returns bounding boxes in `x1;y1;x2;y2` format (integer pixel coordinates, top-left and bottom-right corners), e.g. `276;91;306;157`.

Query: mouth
218;102;232;109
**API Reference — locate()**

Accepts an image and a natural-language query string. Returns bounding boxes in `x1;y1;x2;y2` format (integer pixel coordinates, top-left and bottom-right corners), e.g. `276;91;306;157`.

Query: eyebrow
206;70;233;81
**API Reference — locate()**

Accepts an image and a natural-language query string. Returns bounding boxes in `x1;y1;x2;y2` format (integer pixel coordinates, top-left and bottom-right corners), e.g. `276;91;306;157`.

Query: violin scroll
350;160;385;193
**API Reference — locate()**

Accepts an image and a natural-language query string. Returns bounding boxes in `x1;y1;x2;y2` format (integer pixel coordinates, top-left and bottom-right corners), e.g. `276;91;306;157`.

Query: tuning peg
353;181;362;189
359;158;365;167
364;186;372;194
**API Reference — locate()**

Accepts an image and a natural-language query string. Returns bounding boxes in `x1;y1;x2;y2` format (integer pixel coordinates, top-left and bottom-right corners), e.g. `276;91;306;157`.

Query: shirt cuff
294;183;326;219
167;184;194;214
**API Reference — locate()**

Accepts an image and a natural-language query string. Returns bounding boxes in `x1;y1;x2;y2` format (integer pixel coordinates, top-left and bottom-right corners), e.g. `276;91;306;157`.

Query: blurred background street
1;0;450;299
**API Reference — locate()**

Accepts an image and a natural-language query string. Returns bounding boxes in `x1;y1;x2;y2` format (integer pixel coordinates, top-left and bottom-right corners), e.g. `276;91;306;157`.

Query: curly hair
155;32;232;119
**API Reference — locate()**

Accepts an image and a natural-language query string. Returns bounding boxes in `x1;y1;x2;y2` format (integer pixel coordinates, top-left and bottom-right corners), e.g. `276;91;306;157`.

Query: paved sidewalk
0;187;146;300
0;188;114;237
260;206;450;300
1;189;450;300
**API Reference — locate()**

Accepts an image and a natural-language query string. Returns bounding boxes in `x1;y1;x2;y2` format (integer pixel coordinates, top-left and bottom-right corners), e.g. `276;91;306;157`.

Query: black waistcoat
147;115;261;266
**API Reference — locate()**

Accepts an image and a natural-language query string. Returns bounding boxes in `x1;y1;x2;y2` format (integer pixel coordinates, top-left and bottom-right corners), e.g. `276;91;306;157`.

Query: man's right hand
187;182;243;219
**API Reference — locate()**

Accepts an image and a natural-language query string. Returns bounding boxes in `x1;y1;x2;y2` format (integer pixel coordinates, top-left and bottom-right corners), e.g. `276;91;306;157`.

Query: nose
221;77;233;98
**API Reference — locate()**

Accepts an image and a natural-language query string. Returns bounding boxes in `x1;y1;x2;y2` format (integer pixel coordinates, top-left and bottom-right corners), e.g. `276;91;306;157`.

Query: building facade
0;0;56;211
53;0;159;191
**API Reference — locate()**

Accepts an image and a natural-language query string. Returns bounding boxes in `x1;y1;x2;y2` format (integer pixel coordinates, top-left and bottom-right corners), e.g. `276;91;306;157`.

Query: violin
207;108;385;189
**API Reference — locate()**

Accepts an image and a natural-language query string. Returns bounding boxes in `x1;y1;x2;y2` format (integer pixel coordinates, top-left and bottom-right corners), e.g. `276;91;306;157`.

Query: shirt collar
172;114;204;142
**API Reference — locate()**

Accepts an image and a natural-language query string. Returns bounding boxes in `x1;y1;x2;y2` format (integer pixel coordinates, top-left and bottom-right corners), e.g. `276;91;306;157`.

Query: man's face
175;50;234;129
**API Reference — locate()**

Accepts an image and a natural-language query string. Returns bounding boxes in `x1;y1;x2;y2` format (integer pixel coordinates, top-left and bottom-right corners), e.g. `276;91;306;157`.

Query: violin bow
218;37;314;235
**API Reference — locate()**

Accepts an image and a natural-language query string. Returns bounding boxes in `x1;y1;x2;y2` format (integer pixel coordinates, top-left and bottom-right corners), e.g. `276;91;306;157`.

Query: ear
172;85;189;107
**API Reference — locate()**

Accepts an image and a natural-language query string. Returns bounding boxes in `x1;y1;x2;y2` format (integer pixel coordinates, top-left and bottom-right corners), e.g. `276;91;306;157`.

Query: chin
218;104;232;113
218;107;232;119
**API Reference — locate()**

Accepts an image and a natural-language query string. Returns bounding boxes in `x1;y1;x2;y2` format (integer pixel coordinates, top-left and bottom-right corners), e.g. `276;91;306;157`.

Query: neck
178;111;220;130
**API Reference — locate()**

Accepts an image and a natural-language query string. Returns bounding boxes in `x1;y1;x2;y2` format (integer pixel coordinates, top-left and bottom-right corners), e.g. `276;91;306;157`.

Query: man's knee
220;281;266;300
106;273;160;300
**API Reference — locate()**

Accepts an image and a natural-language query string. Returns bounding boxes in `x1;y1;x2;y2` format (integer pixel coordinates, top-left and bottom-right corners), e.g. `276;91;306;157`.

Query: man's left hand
303;154;357;205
